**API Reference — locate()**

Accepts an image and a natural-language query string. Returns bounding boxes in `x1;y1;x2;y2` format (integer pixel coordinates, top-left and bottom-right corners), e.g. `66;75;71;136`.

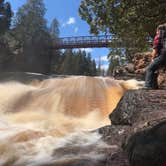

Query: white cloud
74;27;78;33
67;17;76;25
62;17;76;27
80;48;93;53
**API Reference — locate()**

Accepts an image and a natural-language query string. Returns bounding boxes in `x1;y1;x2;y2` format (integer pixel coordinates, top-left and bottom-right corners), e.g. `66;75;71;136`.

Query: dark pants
145;49;166;88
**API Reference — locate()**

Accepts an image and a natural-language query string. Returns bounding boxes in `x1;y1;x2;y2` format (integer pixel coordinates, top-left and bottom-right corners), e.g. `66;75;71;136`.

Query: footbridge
53;35;115;49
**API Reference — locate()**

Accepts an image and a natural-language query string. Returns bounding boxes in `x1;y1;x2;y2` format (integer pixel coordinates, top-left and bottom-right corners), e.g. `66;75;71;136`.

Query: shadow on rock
124;120;166;166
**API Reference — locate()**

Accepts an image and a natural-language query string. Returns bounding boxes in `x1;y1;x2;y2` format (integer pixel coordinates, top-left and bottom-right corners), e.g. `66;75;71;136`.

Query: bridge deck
53;35;114;49
52;35;152;49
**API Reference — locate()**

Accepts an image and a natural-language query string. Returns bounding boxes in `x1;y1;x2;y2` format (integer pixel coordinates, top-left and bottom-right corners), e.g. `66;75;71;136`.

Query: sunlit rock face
111;52;166;89
0;76;142;166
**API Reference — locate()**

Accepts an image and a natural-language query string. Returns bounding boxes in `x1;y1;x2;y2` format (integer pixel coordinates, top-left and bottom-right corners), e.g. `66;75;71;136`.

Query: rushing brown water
0;76;143;166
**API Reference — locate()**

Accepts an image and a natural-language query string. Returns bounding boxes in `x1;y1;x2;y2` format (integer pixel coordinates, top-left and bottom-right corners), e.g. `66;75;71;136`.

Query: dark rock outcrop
110;90;166;126
102;90;166;166
98;125;130;166
124;121;166;166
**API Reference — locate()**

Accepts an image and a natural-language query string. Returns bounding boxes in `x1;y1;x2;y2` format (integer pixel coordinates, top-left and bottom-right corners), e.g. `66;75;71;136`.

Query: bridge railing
53;35;114;49
52;35;152;49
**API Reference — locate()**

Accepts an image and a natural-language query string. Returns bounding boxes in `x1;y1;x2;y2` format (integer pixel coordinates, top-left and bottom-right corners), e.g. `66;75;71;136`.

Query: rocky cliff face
89;90;166;166
113;52;166;88
134;52;166;88
98;90;166;166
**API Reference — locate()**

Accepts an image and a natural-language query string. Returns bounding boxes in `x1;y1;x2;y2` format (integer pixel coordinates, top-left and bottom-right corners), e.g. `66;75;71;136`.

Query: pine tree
49;18;61;74
92;60;97;76
60;49;74;75
49;18;59;39
57;49;97;76
13;0;52;73
79;0;166;59
0;0;12;35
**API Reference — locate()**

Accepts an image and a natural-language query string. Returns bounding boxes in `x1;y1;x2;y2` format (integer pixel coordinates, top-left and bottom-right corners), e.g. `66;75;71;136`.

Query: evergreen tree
13;0;52;73
86;53;93;75
72;51;80;75
79;50;87;75
0;0;12;35
59;49;74;75
92;60;97;76
0;0;12;71
49;18;59;39
107;48;126;75
58;49;97;76
49;18;61;74
79;0;166;59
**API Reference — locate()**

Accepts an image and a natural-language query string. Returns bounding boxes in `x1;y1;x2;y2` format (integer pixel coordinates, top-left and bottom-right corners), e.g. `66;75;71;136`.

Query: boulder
124;121;166;166
110;90;166;127
108;90;166;166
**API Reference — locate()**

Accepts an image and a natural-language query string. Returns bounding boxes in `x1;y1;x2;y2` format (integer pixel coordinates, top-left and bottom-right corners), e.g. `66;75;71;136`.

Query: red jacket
153;34;160;49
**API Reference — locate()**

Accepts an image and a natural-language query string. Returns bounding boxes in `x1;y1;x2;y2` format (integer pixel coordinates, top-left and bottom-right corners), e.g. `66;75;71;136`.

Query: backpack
160;25;166;49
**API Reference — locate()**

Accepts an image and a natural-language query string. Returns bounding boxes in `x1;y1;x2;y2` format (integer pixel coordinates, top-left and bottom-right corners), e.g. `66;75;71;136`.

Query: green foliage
49;18;59;39
48;18;61;73
13;0;48;45
12;0;52;73
58;49;97;76
0;1;98;75
0;0;13;71
0;0;12;35
108;48;126;75
79;0;166;53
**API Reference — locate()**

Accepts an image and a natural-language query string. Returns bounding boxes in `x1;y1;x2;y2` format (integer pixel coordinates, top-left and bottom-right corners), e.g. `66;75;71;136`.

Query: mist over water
0;76;143;166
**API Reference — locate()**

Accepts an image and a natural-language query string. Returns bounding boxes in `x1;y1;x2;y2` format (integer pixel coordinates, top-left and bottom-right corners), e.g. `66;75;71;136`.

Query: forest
0;0;165;75
0;0;99;75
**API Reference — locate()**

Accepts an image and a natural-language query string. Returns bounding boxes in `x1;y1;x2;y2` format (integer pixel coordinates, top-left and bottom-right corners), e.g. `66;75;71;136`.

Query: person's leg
145;53;166;88
152;71;159;89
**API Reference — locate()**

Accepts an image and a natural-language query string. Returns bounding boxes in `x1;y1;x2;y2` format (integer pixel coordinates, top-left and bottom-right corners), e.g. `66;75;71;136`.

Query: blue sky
8;0;110;70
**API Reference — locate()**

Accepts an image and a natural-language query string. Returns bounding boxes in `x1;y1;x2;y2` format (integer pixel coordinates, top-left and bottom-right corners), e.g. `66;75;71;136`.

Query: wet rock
124;121;166;166
37;144;120;166
98;125;130;166
110;90;166;126
109;90;166;166
112;65;143;81
106;150;129;166
98;125;130;146
38;158;107;166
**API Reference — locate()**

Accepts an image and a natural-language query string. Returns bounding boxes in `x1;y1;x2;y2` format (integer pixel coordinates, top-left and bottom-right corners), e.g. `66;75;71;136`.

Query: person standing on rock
145;23;166;89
